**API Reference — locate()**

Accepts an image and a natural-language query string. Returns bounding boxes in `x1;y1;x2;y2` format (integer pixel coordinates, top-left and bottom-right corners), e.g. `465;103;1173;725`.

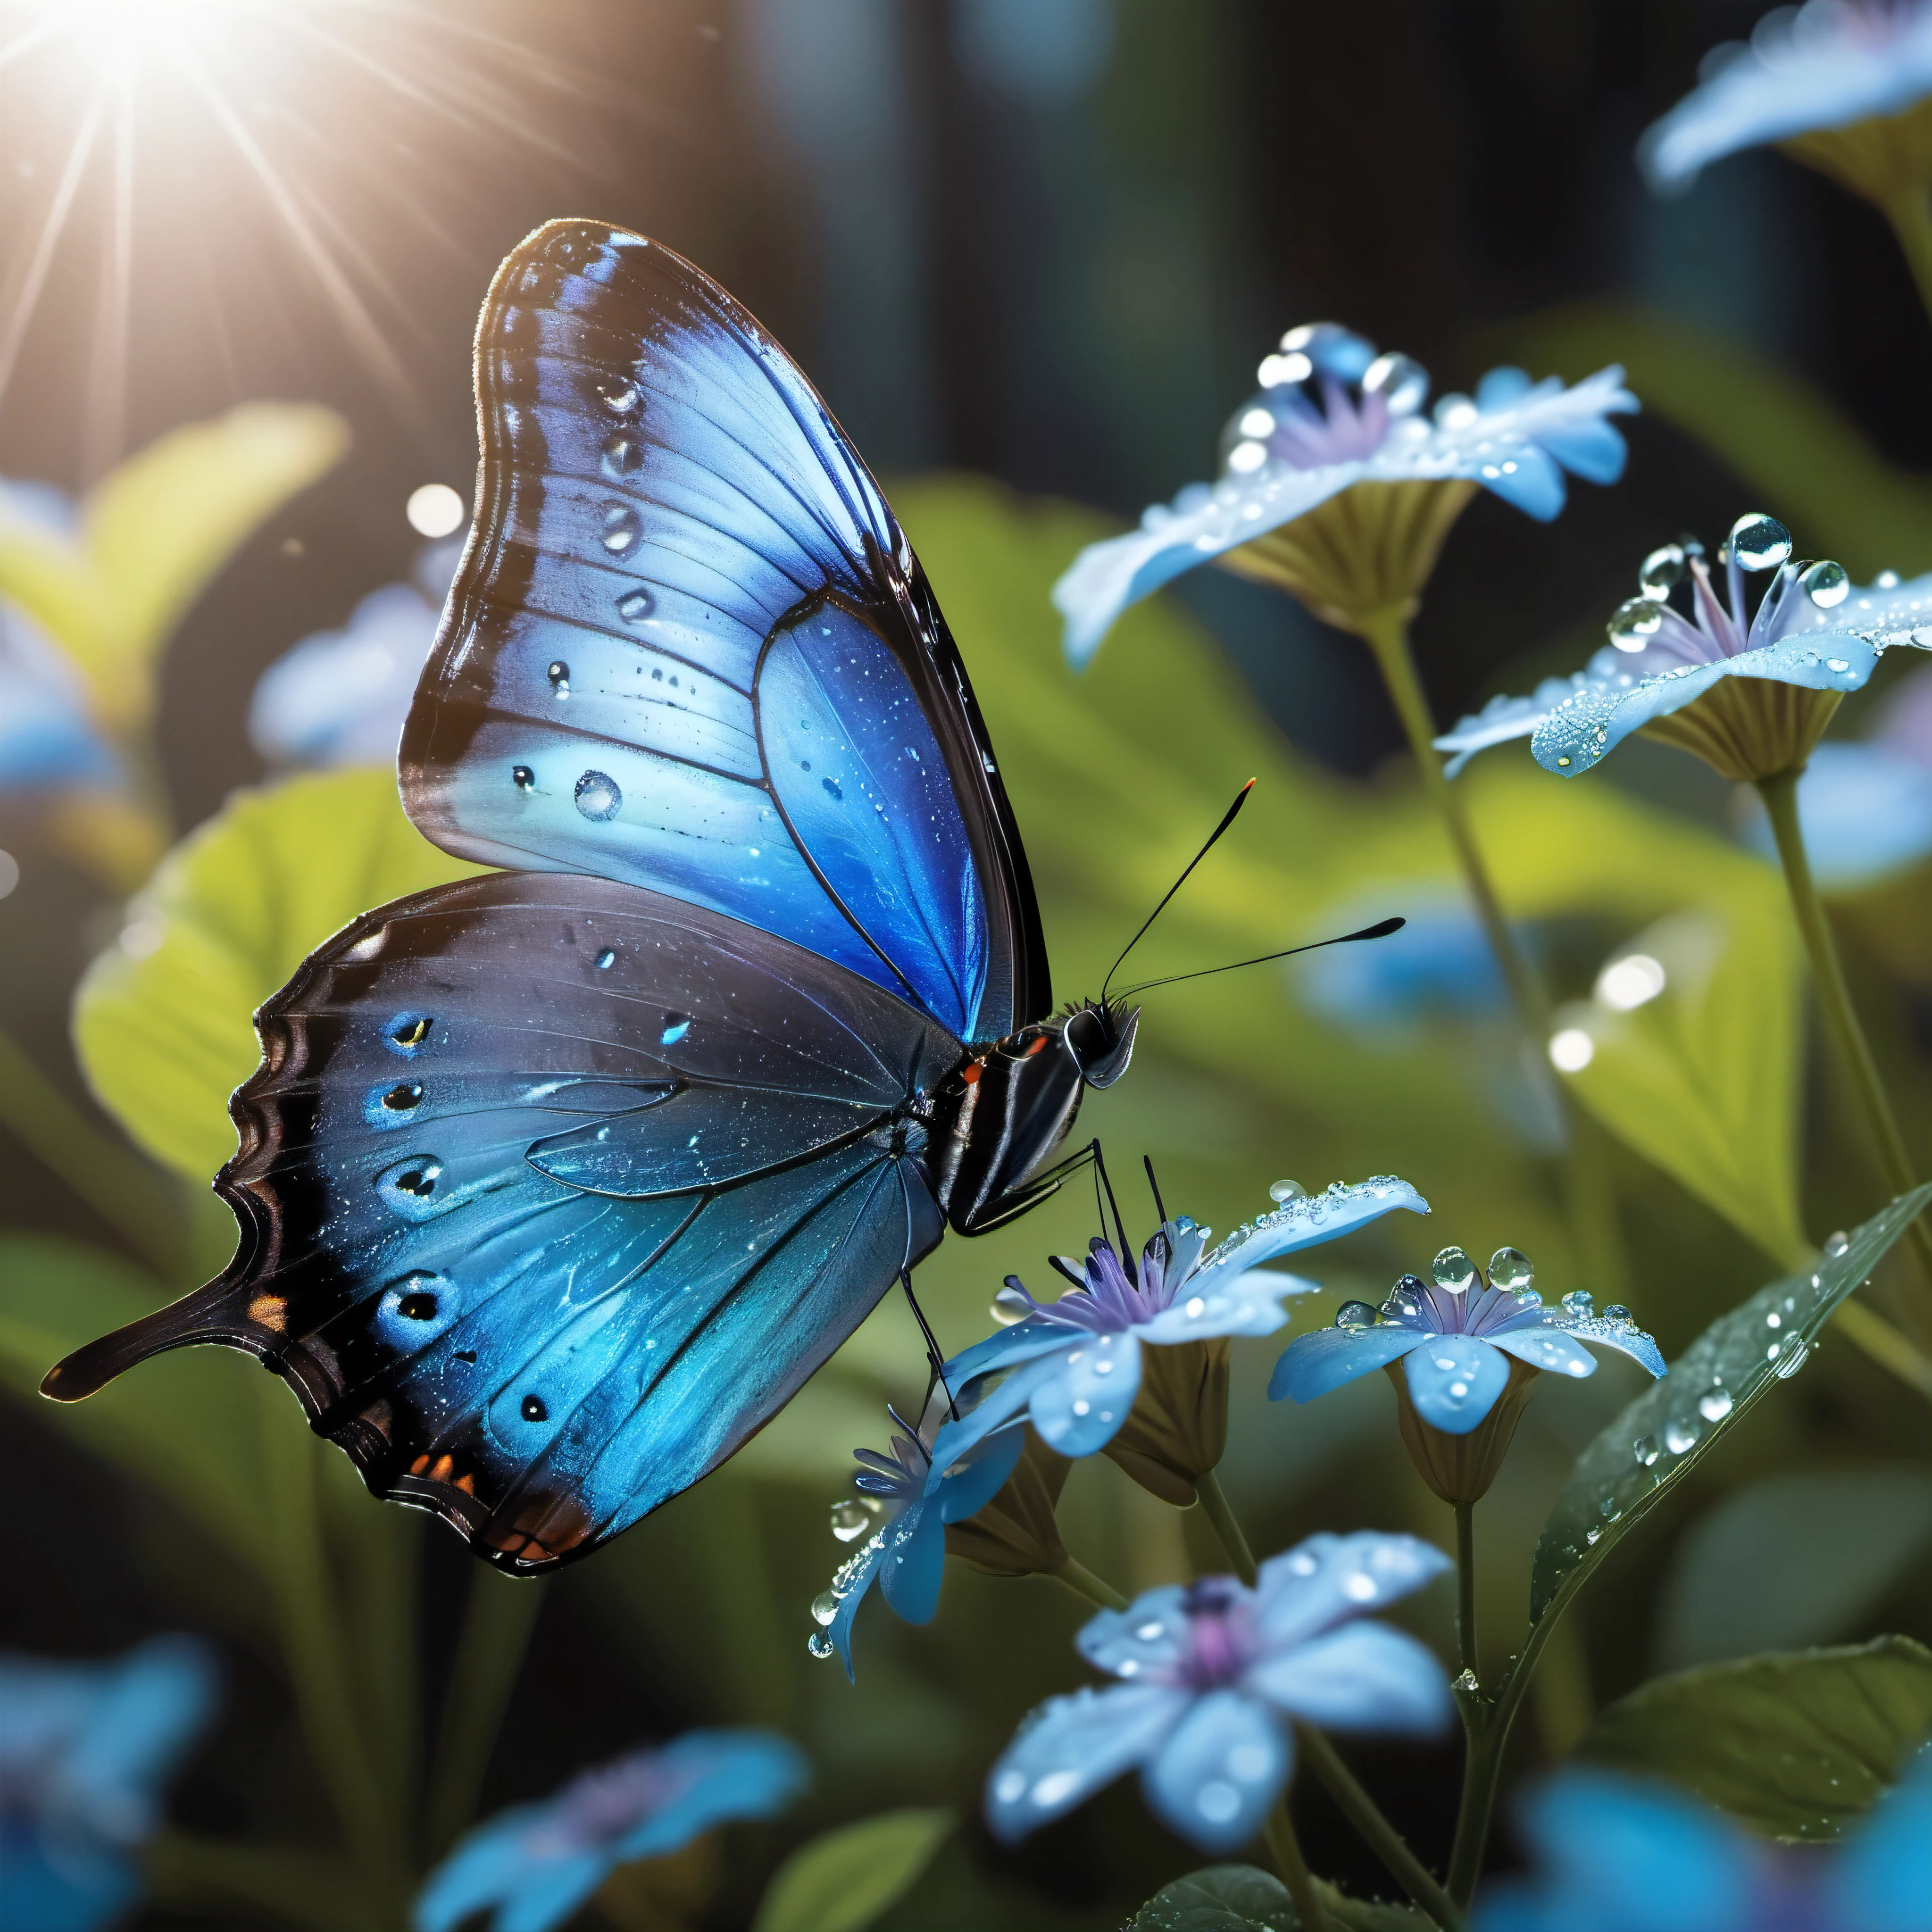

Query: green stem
1758;771;1932;1293
424;1569;549;1855
1262;1800;1327;1932
1294;1725;1463;1931
1883;183;1932;331
257;1390;407;1922
1195;1467;1257;1587
1356;608;1627;1292
1049;1557;1129;1613
0;1025;185;1275
1454;1504;1477;1685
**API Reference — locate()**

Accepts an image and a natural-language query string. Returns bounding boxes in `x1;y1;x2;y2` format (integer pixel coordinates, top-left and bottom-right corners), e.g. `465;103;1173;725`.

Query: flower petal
496;1855;612;1932
1139;1689;1291;1856
414;1806;558;1932
934;1424;1027;1524
1403;1334;1513;1434
1254;1532;1451;1650
1201;1177;1429;1278
928;1350;1065;1466
984;1683;1190;1842
1488;1327;1600;1380
1136;1269;1312;1346
945;1319;1078;1391
1075;1585;1192;1683
1268;1322;1428;1403
1027;1330;1142;1456
1053;463;1366;668
1831;1744;1932;1932
618;1731;809;1861
876;1499;947;1624
1476;1770;1753;1932
1243;1622;1452;1736
827;1535;890;1682
1549;1315;1666;1380
1472;442;1565;520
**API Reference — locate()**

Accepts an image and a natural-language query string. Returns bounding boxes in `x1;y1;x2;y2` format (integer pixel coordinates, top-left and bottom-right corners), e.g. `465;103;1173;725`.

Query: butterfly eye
386;1014;434;1056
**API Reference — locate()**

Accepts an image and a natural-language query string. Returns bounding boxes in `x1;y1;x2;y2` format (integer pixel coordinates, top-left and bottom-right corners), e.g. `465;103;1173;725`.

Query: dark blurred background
6;3;1931;1926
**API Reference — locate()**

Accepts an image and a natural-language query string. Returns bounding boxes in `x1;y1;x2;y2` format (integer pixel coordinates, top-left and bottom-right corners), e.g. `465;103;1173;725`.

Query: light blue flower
1053;331;1635;667
985;1532;1452;1853
0;1635;219;1932
1476;1755;1932;1932
1640;1;1932;194
1270;1245;1664;1434
415;1731;808;1932
936;1178;1431;1468
0;602;119;797
808;1404;1026;1680
248;538;461;769
1434;518;1932;779
1737;657;1932;887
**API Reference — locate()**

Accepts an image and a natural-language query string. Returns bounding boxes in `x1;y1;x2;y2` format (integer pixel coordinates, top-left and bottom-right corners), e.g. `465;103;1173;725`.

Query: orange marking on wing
430;1454;456;1482
454;1472;476;1496
409;1455;431;1476
247;1293;287;1332
961;1062;982;1085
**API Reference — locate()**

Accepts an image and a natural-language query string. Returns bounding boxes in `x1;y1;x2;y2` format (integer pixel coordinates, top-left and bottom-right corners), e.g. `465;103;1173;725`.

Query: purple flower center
1383;1274;1548;1341
1265;379;1391;470
1179;1579;1255;1689
528;1754;690;1854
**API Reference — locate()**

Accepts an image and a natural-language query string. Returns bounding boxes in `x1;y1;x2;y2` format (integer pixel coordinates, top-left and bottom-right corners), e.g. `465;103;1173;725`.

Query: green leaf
72;768;483;1182
1656;1466;1932;1670
1127;1868;1426;1932
1129;1866;1297;1932
1551;902;1806;1266
0;403;349;734
1506;302;1932;578
0;1233;270;1566
1572;1637;1932;1840
751;1808;955;1932
1529;1184;1932;1629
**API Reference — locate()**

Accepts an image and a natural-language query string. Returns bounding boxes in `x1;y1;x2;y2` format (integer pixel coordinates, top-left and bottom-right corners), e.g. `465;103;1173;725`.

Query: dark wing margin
400;217;1048;1040
43;874;956;1570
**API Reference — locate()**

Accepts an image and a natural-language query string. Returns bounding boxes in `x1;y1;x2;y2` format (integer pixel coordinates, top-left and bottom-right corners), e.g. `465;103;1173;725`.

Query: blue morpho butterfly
44;220;1396;1574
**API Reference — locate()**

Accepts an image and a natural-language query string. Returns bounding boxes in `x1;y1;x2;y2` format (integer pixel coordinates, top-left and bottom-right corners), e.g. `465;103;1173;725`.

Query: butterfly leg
900;1267;959;1419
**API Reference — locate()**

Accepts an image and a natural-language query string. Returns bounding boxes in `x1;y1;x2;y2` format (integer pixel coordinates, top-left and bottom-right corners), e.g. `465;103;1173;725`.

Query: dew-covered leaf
1529;1183;1932;1626
1655;1466;1932;1670
750;1808;954;1932
72;768;483;1182
1127;1867;1427;1932
1572;1637;1932;1840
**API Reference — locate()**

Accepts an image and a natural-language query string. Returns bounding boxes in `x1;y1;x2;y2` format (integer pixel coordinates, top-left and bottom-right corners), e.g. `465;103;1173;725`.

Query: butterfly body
44;219;1136;1571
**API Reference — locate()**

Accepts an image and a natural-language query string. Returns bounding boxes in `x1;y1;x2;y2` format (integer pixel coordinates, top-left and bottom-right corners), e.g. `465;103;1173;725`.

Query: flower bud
1100;1335;1231;1508
1384;1354;1541;1505
1218;478;1478;633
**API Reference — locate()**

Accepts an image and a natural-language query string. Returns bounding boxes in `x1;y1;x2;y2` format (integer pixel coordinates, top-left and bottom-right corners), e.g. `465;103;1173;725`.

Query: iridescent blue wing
44;874;956;1569
401;219;1047;1043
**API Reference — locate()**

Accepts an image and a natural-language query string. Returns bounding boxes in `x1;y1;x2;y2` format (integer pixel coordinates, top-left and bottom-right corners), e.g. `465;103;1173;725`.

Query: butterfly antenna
899;1268;958;1420
1144;1154;1168;1227
1100;779;1256;1010
1116;916;1406;1000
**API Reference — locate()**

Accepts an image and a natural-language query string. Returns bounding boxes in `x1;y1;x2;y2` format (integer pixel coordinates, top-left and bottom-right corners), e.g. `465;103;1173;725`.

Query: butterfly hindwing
401;219;1047;1042
47;873;955;1568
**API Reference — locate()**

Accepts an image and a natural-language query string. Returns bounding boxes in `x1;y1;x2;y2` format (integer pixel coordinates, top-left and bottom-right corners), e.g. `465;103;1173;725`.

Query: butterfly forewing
403;219;1046;1042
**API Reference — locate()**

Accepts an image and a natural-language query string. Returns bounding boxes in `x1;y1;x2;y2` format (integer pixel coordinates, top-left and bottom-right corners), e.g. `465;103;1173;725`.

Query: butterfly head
1062;999;1140;1090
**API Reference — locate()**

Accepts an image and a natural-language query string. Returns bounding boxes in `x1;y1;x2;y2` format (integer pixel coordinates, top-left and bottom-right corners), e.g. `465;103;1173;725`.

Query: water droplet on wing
575;771;622;820
617;589;653;621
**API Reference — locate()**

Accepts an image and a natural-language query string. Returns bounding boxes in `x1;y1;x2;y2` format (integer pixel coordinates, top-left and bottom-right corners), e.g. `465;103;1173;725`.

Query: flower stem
1758;771;1932;1294
1883;183;1932;332
1454;1504;1478;1685
1294;1725;1463;1931
1262;1800;1328;1932
1195;1467;1257;1587
1355;607;1627;1293
422;1569;548;1856
1050;1557;1130;1613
